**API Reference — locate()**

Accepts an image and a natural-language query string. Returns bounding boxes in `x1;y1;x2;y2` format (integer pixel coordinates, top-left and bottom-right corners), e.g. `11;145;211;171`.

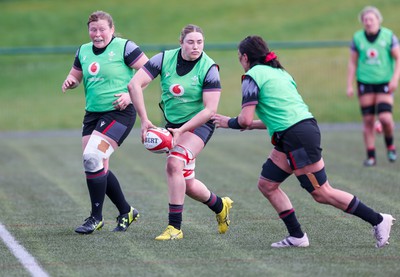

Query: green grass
0;129;399;276
1;0;400;46
1;2;399;276
1;0;400;130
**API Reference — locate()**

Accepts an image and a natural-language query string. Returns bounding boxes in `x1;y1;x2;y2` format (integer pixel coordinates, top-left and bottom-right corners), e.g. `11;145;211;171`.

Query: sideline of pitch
0;222;49;277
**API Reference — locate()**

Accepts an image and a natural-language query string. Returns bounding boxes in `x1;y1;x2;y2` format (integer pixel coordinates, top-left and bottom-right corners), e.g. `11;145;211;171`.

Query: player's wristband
228;117;243;129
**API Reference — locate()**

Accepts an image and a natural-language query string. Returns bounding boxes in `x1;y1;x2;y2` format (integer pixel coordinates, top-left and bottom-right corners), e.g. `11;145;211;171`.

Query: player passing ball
128;24;233;240
212;35;395;248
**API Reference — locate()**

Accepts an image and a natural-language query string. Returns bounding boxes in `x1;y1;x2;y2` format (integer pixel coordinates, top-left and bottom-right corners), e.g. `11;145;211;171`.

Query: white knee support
83;134;114;172
183;159;196;180
168;144;196;180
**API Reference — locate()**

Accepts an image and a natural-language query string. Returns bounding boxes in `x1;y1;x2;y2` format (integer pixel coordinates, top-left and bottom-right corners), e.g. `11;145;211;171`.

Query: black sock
384;136;395;151
279;209;304;238
367;148;376;159
345;196;383;226
168;204;183;230
86;169;108;221
203;192;223;214
106;170;130;214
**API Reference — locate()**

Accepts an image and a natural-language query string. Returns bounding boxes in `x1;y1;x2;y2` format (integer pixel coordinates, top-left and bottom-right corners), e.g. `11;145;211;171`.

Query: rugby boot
75;216;104;234
113;206;139;232
155;225;183;240
216;197;234;234
373;213;395;248
271;233;309;248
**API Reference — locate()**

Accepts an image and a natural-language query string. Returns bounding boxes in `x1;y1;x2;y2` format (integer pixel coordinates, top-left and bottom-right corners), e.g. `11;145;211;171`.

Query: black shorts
273;118;322;170
357;81;390;96
82;104;136;146
165;120;215;145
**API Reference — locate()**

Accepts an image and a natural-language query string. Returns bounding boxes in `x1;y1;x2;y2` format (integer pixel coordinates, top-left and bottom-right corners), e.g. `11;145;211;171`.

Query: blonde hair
179;24;204;43
358;6;383;23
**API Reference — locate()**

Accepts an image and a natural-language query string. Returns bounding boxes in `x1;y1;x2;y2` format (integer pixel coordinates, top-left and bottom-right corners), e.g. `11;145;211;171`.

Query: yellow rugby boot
155;225;183;241
216;197;233;234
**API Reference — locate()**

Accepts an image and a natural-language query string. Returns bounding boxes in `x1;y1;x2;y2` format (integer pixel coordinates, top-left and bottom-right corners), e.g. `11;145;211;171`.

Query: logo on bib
366;48;380;65
108;51;115;61
367;48;378;59
88;62;100;75
169;84;185;96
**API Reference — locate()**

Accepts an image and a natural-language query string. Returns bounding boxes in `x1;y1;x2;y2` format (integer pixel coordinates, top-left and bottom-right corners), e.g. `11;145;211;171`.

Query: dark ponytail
238;35;284;69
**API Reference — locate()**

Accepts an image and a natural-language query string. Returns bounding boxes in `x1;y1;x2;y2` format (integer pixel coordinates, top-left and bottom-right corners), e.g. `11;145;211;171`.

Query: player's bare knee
166;158;183;175
310;189;329;204
257;179;267;193
296;167;327;194
258;178;280;196
378;114;393;127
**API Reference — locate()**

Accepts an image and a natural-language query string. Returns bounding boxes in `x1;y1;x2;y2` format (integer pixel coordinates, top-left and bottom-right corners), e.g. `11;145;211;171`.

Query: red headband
265;51;277;62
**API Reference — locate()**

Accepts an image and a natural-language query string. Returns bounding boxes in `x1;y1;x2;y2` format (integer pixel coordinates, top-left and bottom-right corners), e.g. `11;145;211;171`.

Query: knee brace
260;158;291;183
83;134;114;172
168;144;195;180
377;102;392;114
361;105;375;116
296;167;327;193
183;159;196;180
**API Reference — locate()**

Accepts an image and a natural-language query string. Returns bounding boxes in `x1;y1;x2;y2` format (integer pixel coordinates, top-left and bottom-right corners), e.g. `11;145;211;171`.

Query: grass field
1;0;400;130
0;128;399;276
1;1;400;276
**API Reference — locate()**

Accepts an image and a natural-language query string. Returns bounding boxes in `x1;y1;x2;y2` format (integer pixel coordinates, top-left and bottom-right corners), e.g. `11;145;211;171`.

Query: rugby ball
144;127;173;153
375;120;383;134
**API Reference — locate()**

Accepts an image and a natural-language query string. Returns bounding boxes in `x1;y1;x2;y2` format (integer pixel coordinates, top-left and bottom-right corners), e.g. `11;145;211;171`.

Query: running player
62;11;149;234
213;35;395;248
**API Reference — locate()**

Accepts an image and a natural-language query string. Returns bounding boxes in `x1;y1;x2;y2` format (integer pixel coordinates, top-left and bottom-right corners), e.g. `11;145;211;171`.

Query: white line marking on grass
0;222;50;277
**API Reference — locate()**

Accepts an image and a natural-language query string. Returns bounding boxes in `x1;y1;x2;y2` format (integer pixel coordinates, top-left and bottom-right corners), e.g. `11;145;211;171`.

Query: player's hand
346;86;354;98
140;120;156;143
212;114;230;128
167;128;182;147
61;75;79;93
388;79;398;94
113;93;132;110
